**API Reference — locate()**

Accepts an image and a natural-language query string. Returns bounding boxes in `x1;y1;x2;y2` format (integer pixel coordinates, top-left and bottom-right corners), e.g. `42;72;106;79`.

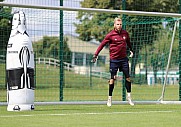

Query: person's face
114;20;122;31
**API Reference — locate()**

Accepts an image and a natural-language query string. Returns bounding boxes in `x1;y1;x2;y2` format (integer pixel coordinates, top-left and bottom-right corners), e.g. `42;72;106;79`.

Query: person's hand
91;55;98;63
129;51;133;58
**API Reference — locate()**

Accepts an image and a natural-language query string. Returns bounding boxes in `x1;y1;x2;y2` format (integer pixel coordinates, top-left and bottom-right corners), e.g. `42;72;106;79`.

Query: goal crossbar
1;2;181;18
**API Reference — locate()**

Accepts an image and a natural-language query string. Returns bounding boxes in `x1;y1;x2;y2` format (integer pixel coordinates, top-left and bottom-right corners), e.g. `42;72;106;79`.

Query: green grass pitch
0;104;181;127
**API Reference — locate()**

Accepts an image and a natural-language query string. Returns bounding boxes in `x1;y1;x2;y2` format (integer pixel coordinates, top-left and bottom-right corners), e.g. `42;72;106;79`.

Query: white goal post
158;20;179;101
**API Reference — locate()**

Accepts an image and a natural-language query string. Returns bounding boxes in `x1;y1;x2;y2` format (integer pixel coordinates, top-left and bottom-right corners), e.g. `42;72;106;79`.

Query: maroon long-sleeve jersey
94;29;133;60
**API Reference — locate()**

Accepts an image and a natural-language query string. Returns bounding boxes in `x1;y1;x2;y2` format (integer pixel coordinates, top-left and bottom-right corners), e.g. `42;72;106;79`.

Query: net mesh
0;0;180;103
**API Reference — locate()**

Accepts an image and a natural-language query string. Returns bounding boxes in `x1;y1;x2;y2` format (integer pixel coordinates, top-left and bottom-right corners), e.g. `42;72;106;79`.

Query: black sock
109;84;114;96
125;80;131;93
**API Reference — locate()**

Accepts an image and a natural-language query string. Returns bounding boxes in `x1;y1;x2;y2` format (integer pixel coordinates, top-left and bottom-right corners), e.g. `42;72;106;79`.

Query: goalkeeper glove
91;55;98;63
129;51;133;58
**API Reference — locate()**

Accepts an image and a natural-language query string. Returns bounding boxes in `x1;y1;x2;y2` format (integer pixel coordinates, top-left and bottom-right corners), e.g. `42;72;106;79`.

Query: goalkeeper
92;17;134;106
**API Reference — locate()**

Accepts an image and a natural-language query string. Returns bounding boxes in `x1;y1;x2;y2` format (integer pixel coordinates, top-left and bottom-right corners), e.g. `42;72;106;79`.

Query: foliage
33;36;72;63
126;0;179;13
140;24;179;69
75;0;179;42
0;3;12;55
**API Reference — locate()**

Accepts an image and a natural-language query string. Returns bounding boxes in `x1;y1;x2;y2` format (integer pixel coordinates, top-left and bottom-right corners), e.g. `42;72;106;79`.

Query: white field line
0;110;173;118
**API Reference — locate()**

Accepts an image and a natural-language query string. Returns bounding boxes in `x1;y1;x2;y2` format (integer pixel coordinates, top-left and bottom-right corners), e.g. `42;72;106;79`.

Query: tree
33;36;72;63
75;0;121;42
76;0;179;42
0;1;12;56
125;0;179;80
75;0;179;77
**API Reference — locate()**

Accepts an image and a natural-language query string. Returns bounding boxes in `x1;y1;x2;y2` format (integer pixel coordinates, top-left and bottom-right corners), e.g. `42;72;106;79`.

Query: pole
122;0;126;101
59;0;64;101
90;61;92;87
179;0;181;101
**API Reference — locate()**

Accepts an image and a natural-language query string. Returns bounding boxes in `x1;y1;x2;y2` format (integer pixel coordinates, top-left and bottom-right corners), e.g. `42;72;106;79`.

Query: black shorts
110;57;130;79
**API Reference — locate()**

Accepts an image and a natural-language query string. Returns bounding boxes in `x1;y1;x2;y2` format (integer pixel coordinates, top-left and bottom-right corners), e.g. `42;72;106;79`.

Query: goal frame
0;2;181;105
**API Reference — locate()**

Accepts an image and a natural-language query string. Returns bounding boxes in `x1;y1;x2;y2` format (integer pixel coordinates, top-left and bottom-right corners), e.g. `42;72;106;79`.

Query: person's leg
121;58;134;106
108;78;115;96
107;78;115;107
125;77;131;94
107;61;118;107
125;77;134;105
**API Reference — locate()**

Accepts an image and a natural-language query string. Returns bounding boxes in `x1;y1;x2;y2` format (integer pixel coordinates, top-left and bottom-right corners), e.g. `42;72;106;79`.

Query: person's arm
92;35;110;63
126;32;134;58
